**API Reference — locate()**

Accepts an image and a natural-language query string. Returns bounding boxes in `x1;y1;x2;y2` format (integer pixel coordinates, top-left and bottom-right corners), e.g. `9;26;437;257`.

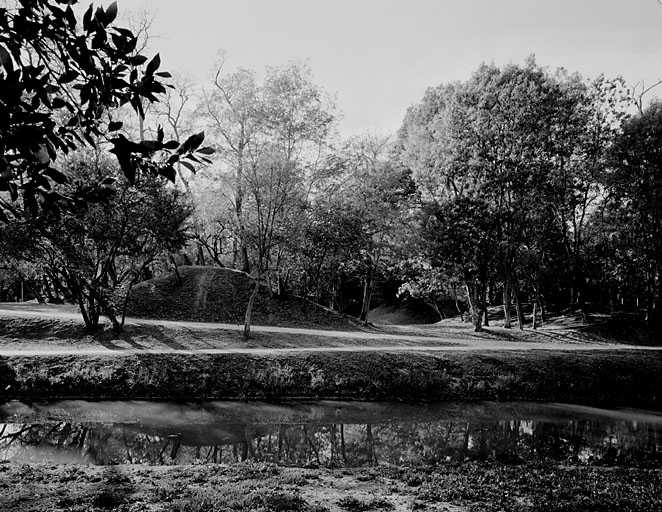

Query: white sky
114;0;662;136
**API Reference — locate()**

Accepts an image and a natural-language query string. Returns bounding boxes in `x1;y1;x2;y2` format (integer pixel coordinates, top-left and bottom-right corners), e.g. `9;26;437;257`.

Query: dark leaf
145;53;161;76
82;4;93;32
180;160;196;173
117;154;135;184
108;121;123;132
128;54;147;67
105;1;118;24
36;175;52;190
65;6;76;28
8;182;18;202
197;146;215;155
92;27;106;48
42;167;68;184
59;69;79;84
160;165;176;183
51;97;67;109
178;131;205;154
0;44;13;72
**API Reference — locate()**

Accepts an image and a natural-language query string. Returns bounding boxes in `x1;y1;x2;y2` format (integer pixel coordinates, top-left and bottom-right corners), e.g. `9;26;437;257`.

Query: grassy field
1;462;660;512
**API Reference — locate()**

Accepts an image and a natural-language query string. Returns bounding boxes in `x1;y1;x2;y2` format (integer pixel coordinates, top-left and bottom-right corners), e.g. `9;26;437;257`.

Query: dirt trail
1;302;660;356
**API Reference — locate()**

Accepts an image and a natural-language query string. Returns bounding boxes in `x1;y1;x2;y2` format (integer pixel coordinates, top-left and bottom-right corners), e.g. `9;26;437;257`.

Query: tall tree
605;102;662;327
397;58;628;330
200;61;336;336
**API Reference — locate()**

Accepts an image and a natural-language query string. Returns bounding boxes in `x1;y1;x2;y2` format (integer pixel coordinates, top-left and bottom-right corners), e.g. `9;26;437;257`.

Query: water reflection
0;401;660;467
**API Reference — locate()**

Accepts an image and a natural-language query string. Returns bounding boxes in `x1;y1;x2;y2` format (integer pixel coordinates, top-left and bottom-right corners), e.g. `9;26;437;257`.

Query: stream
1;400;660;467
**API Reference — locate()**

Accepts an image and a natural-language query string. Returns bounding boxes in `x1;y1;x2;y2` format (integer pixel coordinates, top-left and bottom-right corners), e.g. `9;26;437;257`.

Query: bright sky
116;0;662;137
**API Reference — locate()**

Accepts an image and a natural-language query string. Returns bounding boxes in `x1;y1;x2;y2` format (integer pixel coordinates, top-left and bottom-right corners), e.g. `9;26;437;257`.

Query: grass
0;462;660;512
0;315;382;351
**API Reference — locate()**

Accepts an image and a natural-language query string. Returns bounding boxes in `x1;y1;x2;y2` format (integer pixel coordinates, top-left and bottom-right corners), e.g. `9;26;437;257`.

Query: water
0;400;660;467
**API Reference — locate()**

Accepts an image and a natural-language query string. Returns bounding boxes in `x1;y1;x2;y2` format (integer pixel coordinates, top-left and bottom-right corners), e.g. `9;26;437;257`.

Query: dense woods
1;0;661;335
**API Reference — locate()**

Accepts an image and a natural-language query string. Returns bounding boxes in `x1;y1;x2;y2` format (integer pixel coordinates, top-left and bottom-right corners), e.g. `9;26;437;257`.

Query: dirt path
1;302;660;356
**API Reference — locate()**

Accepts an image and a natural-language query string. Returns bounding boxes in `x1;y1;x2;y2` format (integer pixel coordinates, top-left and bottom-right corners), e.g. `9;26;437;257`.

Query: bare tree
199;56;260;272
153;75;197;193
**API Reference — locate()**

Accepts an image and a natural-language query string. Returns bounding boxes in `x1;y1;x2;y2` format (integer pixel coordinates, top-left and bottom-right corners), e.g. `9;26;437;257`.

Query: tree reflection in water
1;412;660;467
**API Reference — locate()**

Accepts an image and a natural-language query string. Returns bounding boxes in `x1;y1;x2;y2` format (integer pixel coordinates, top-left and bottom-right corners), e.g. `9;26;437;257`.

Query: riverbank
2;305;661;405
1;461;660;512
2;349;662;406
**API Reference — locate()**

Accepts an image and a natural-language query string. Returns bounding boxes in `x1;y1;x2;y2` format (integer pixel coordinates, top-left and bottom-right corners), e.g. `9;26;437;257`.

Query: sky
115;0;662;137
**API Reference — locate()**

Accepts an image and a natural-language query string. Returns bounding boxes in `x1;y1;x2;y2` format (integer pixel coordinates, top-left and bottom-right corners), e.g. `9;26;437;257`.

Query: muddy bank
1;350;661;406
1;462;660;512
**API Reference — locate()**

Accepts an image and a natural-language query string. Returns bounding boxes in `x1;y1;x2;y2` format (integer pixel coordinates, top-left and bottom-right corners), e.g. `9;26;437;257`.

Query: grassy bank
1;461;660;512
1;350;661;406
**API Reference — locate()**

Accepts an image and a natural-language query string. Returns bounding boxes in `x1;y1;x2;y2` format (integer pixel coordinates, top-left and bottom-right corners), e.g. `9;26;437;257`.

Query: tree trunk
170;255;182;285
452;285;463;317
513;282;524;330
75;293;93;331
243;274;261;339
196;243;206;266
105;308;121;333
340;424;347;464
465;282;483;332
532;301;538;330
240;245;250;273
359;267;374;323
503;280;512;328
482;285;489;327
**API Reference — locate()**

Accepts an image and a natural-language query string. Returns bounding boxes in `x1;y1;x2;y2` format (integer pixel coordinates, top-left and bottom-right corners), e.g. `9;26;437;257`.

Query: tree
397;58;629;330
397;257;465;320
0;0;211;220
421;197;499;332
200;61;335;275
28;151;193;331
320;136;415;321
605;102;662;327
199;61;336;337
200;62;261;272
284;199;365;311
